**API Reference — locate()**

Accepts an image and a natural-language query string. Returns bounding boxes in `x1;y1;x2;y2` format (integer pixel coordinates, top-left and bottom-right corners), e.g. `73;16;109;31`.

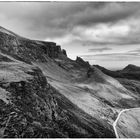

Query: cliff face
39;42;67;58
76;56;90;68
0;27;66;63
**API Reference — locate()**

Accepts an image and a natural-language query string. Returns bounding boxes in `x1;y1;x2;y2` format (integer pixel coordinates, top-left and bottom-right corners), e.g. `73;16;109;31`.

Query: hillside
115;108;140;138
122;64;140;72
0;26;140;138
94;64;140;81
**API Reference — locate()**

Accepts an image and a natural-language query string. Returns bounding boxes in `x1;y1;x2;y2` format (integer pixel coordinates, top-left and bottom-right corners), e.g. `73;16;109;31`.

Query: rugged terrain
0;26;140;138
94;64;140;138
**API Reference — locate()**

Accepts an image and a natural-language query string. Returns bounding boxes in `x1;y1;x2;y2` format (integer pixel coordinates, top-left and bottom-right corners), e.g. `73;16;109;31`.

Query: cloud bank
0;2;140;68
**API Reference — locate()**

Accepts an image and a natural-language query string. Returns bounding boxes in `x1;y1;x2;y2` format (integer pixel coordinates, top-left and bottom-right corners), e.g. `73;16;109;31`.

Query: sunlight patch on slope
48;78;117;124
0;63;33;83
0;88;10;104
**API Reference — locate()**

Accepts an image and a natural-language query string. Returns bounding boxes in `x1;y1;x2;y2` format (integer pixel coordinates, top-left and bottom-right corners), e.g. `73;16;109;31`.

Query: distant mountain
94;64;140;81
94;64;140;105
122;64;140;73
0;26;140;138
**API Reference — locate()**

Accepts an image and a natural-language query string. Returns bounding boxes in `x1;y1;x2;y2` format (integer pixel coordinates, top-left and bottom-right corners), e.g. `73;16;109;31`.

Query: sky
0;2;140;69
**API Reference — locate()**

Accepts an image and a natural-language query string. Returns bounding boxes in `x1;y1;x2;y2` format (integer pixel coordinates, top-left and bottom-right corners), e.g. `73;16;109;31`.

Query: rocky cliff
0;26;66;63
76;56;90;68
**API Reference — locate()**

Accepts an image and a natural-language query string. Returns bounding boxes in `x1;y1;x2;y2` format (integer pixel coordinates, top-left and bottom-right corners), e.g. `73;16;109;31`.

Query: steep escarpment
76;56;90;68
0;27;66;63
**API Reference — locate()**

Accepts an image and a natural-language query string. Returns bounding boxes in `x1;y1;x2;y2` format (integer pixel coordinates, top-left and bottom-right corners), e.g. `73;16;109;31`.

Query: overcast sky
0;2;140;69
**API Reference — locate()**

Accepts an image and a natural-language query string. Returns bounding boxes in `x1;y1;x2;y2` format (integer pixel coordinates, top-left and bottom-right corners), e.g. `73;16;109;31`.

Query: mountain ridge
122;64;140;72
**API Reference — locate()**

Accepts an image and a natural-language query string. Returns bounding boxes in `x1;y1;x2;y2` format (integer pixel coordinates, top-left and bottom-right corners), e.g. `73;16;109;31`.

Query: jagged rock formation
61;49;67;56
40;42;67;58
76;56;90;68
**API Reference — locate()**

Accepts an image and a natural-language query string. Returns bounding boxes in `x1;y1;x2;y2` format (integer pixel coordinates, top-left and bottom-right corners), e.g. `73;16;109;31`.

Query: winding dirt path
113;108;140;138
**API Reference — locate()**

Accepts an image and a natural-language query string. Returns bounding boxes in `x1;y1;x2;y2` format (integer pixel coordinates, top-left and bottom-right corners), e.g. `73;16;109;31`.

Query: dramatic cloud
0;2;140;68
0;2;140;40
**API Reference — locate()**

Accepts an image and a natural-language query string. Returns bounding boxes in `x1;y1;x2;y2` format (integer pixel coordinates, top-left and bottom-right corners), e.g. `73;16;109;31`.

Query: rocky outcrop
42;43;67;58
40;42;63;58
61;49;67;56
87;66;95;78
76;56;90;68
